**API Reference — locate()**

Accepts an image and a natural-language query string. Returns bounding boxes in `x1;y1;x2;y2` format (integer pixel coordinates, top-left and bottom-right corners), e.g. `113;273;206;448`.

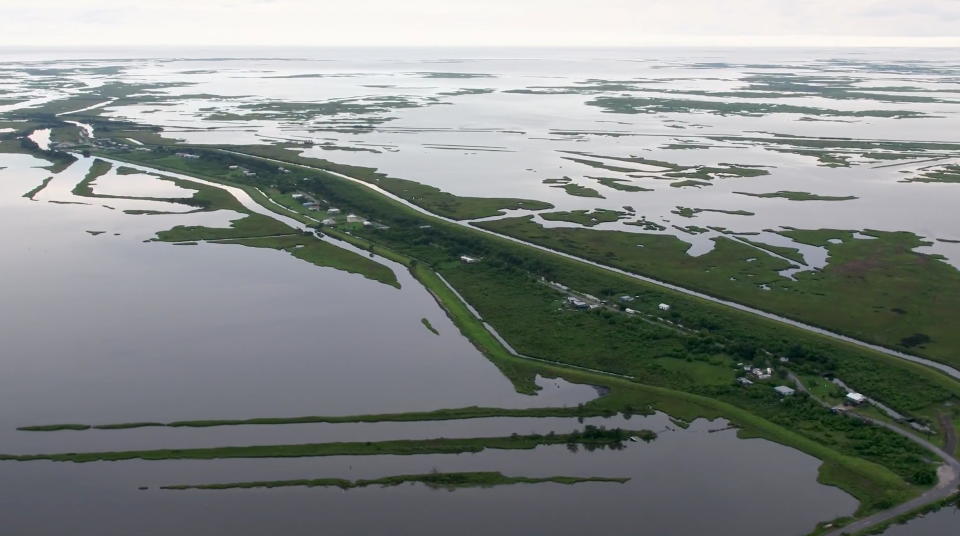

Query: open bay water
3;46;956;534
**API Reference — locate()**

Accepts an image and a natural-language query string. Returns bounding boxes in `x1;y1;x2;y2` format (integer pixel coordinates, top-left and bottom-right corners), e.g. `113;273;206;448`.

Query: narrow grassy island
18;405;648;431
21;176;52;199
735;190;858;201
421;317;440;335
553;182;604;198
160;471;630;491
0;427;655;463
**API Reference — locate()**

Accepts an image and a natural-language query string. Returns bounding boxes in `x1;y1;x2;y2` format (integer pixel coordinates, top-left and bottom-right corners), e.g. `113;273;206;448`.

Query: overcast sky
1;0;958;47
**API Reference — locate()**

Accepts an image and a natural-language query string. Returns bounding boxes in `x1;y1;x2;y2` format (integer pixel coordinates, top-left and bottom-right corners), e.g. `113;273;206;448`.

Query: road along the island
89;148;960;535
789;373;960;536
217;148;960;382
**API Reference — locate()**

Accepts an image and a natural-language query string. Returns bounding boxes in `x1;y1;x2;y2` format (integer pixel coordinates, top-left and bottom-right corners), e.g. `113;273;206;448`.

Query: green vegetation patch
475;217;960;368
0;427;653;463
670;179;712;188
672;207;755;218
553;183;604;198
589;176;652;192
17;405;644;432
736;191;858;201
71;158;112;196
215;235;399;288
421;318;439;335
902;164;960;184
22;176;52;200
540;209;626;227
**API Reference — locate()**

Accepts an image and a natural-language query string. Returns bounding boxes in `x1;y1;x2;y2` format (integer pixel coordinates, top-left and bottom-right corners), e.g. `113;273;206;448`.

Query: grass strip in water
0;427;653;463
22;176;52;199
159;471;630;491
421;318;440;335
18;405;636;432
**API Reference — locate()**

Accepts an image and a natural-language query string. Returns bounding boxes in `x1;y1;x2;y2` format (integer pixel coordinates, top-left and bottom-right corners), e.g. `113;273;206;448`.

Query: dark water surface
0;153;857;535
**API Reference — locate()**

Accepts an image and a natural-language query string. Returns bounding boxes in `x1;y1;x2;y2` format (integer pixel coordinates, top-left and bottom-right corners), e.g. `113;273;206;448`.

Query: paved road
788;373;960;535
220;148;960;382
822;415;960;536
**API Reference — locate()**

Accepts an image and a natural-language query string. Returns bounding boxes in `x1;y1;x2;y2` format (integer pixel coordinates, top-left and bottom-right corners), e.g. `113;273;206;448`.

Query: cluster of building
227;164;255;177
566;296;600;310
743;365;774;380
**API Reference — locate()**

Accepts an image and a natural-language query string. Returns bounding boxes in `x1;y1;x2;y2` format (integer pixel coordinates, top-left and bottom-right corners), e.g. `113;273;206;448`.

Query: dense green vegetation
0;427;652;463
475;217;960;367
540;209;625;226
160;471;630;491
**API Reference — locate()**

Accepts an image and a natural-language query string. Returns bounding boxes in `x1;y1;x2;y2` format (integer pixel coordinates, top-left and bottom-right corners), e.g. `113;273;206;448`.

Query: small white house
658;303;671;311
774;385;796;397
846;392;867;405
459;255;480;264
176;152;200;160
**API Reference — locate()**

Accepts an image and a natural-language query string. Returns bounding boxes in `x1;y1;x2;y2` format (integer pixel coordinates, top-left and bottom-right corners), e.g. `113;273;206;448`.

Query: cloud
0;0;957;46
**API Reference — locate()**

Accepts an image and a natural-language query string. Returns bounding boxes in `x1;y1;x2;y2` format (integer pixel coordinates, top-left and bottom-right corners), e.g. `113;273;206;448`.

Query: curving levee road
822;415;959;536
789;373;960;536
219;148;960;382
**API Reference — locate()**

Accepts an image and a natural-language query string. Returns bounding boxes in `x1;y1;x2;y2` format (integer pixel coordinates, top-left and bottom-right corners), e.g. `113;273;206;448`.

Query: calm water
0;416;856;536
3;47;956;267
0;148;859;535
6;46;947;534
